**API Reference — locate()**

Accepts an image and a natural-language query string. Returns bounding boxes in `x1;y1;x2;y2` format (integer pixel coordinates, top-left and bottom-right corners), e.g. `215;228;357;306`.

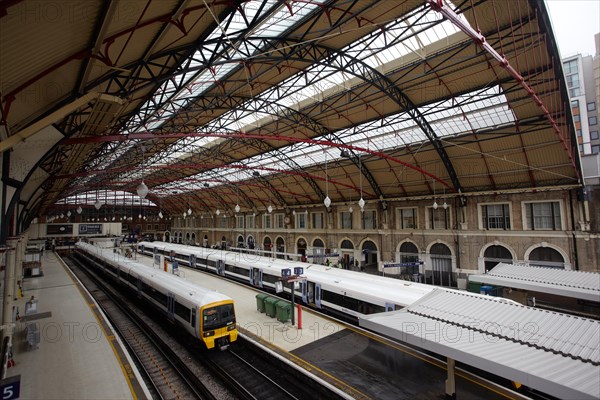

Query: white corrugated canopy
469;263;600;302
360;289;600;400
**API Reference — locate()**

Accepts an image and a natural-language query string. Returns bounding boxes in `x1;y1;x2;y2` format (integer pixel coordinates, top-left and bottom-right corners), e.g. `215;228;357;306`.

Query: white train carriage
137;241;436;321
75;242;238;349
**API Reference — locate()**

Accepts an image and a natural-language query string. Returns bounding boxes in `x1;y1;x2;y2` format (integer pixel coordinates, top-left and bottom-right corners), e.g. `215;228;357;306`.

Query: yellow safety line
58;255;139;400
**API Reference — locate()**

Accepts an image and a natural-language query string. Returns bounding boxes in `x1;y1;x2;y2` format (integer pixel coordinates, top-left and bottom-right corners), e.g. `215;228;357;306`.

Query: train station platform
5;251;149;400
127;248;526;400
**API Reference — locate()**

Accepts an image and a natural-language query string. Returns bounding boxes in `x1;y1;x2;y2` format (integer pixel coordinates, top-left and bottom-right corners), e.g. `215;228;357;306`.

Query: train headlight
203;331;215;337
227;325;236;331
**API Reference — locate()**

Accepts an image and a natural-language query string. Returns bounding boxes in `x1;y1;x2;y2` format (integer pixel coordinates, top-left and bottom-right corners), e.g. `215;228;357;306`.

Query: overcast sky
546;0;599;57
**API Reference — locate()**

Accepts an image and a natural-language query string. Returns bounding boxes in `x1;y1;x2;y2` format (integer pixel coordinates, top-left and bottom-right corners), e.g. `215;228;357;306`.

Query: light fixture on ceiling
67;211;71;217
158;211;163;219
137;144;149;199
267;204;273;214
348;205;353;214
324;149;331;208
187;207;192;215
77;206;82;214
216;209;220;216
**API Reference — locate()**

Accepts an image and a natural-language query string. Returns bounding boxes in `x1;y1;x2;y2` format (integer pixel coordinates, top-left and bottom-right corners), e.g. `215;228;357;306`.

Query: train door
136;277;142;298
191;308;198;337
385;302;395;312
167;293;175;322
216;260;225;276
315;283;322;308
252;268;262;288
307;281;315;304
300;282;307;303
249;268;254;285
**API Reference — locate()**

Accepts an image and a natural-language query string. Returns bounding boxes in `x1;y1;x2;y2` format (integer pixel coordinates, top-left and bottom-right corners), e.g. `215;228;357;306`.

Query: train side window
174;301;191;322
191;308;196;327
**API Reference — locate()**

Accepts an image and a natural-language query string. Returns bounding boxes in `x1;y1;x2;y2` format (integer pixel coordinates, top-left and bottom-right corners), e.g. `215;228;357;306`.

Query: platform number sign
0;375;20;400
293;267;304;276
281;268;291;277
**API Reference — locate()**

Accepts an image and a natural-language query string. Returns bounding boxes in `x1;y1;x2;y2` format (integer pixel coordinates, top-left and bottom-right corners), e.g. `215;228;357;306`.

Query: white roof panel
469;263;600;302
360;289;600;400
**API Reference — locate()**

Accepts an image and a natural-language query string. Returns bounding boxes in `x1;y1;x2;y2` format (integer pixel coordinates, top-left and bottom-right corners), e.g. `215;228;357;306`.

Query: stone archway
275;237;285;259
361;240;378;273
527;245;567;268
483;244;513;271
429;242;453;287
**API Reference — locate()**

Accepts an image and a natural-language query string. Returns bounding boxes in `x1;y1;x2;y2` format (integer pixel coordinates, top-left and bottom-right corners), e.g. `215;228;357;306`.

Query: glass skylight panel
57;190;157;207
122;0;325;137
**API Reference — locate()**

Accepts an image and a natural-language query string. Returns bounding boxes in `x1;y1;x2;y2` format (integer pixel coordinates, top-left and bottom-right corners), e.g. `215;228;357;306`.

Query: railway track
66;250;345;400
205;337;346;400
64;254;221;400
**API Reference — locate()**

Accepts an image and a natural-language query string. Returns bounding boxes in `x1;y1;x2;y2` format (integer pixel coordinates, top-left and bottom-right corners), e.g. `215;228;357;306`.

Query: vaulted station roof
0;0;581;222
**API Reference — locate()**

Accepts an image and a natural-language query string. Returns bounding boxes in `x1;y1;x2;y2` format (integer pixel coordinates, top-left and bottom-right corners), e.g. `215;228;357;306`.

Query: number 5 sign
0;375;20;400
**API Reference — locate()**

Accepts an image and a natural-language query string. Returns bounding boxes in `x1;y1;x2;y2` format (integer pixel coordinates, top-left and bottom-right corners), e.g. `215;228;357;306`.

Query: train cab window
203;303;236;330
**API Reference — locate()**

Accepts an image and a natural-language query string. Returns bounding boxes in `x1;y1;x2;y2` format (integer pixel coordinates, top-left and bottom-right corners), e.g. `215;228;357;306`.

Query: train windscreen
202;303;236;330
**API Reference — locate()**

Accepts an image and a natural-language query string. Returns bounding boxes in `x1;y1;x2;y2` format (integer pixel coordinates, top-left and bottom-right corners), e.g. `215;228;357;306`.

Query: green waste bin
467;281;481;293
264;296;280;318
275;301;292;323
256;293;269;313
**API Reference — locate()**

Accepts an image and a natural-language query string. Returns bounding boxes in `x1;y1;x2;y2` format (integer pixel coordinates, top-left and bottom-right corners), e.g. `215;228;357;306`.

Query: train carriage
137;241;438;321
75;242;238;349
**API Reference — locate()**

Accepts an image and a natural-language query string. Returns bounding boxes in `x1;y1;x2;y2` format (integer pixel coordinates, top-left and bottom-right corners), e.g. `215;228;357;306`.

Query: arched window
400;242;419;264
340;240;354;249
276;237;285;259
237;235;244;247
483;245;513;271
297;238;307;257
361;240;378;271
529;247;565;268
312;238;325;263
430;243;453;287
263;236;272;250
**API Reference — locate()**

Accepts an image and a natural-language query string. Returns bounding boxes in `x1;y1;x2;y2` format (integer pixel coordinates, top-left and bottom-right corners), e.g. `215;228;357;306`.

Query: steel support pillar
13;235;24;302
445;357;456;400
1;238;18;379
